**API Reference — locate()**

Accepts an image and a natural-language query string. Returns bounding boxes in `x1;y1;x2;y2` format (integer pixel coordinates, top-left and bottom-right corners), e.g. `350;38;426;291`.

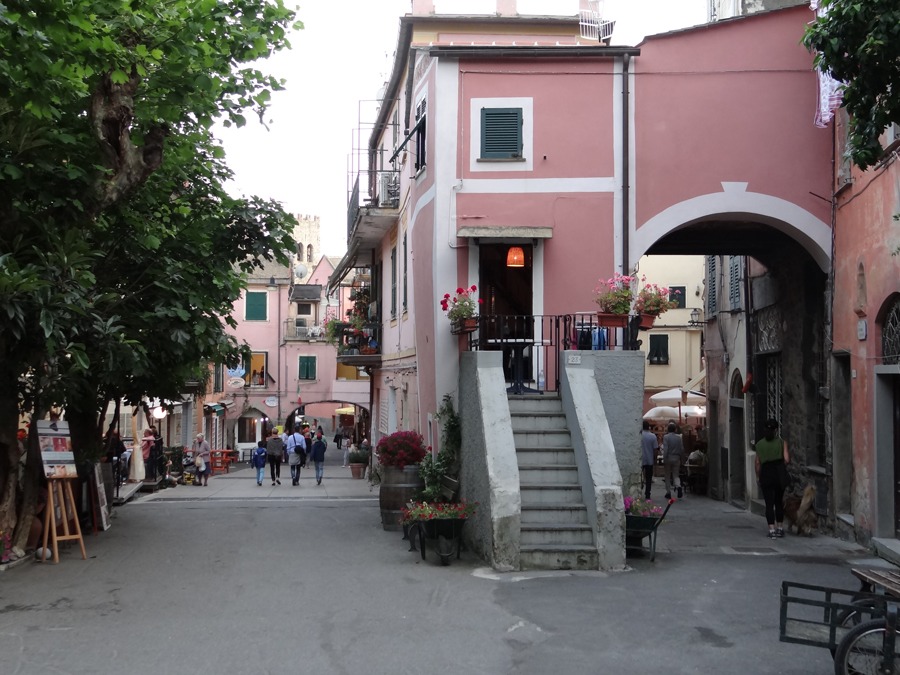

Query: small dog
783;485;818;536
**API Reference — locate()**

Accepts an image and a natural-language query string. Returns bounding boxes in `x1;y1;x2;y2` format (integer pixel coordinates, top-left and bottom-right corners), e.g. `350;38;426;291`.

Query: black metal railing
347;169;400;239
466;313;639;393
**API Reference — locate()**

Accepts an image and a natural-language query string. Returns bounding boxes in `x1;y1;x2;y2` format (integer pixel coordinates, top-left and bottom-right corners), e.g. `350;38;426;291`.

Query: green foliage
421;395;462;502
348;450;368;464
803;0;900;169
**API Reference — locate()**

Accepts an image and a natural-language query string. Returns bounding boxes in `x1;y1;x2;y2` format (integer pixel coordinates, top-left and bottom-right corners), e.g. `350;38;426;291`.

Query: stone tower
292;214;321;281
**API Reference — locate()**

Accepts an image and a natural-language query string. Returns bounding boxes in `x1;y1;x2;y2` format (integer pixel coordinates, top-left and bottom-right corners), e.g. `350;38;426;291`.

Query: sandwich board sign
38;420;77;478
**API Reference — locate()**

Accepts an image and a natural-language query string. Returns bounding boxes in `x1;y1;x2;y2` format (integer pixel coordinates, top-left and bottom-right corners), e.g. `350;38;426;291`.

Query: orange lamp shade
506;246;525;267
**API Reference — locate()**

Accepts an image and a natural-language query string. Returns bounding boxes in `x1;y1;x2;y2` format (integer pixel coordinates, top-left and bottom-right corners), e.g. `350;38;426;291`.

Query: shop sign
264;396;278;408
38;420;77;478
228;377;246;389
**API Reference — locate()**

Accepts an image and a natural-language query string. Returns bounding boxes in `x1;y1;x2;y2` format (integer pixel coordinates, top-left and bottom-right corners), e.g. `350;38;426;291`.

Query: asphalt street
0;464;889;675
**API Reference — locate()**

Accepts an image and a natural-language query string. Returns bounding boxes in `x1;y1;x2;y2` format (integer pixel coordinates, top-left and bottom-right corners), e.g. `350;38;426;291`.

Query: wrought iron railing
466;313;639;393
336;321;382;358
283;319;325;341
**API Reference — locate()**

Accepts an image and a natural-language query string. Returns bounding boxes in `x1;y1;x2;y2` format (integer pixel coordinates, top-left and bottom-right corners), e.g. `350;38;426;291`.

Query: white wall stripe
459;177;615;194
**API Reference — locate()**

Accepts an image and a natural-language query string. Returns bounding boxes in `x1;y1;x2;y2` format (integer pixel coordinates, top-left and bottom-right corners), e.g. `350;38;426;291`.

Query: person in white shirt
341;436;351;467
285;426;307;486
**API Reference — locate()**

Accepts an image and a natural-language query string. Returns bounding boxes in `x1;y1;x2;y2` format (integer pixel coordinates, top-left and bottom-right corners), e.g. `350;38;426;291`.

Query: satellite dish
294;264;308;280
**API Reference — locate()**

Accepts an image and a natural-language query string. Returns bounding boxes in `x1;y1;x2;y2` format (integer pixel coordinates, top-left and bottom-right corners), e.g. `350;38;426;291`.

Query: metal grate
766;356;782;427
883;297;900;364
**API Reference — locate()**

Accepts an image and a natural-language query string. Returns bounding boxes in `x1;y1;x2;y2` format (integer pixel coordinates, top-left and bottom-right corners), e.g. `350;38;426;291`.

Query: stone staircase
509;395;598;570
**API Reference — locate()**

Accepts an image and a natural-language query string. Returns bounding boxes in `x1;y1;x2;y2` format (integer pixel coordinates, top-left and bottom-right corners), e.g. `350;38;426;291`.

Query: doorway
479;244;534;384
729;403;745;506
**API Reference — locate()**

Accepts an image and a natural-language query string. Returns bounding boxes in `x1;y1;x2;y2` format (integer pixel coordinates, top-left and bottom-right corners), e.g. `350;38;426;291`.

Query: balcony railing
347;169;401;238
283;319;325;341
335;321;382;364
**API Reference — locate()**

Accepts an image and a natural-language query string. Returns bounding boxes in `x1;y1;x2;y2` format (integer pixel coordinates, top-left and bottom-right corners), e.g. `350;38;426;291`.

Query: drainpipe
622;54;631;275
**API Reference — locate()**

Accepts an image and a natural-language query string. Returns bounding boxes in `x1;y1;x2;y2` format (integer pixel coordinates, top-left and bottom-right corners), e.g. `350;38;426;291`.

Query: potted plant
348;449;368;479
402;500;478;566
593;273;635;327
375;431;428;531
624;496;675;561
634;283;680;330
440;285;482;334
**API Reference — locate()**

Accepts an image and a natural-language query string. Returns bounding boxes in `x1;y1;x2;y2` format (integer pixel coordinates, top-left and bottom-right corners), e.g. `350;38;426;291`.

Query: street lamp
689;308;708;326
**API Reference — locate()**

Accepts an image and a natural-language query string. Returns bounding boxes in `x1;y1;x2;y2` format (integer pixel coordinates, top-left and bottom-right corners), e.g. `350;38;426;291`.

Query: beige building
635;255;706;408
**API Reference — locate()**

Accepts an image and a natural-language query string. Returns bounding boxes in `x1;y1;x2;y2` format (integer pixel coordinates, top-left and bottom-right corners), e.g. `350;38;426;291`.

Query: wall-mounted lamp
506;246;525;268
267;276;277;291
152;407;168;420
689;308;708;326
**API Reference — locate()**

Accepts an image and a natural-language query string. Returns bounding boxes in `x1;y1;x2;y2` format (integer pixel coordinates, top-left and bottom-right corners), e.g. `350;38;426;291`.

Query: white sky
217;0;707;256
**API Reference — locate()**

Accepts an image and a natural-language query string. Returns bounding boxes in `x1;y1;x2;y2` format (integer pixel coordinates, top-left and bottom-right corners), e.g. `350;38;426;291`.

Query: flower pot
349;462;367;479
413;517;468;566
379;466;425;531
450;317;478;335
596;312;629;328
639;313;657;330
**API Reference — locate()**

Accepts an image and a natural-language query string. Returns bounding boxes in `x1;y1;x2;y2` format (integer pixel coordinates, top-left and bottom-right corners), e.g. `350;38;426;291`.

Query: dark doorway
729;403;745;507
893;376;900;537
479;244;534;384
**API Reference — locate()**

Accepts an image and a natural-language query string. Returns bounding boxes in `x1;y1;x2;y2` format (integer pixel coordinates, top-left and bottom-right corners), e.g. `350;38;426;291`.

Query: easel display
36;420;86;564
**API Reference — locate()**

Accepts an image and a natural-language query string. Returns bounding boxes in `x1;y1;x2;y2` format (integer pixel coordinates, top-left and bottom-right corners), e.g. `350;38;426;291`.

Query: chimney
497;0;517;16
412;0;434;14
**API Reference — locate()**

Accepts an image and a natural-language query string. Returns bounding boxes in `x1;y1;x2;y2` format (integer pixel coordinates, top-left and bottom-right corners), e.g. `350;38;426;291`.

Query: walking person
252;440;267;486
661;423;684;500
266;428;283;486
310;431;327;485
286;425;306;486
755;418;791;539
641;421;659;499
193;433;211;487
341;435;351;468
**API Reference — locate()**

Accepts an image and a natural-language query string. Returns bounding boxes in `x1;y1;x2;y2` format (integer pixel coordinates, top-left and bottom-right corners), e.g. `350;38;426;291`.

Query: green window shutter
707;256;718;315
299;356;316;381
308;357;316;381
481;108;523;159
391;246;397;318
402;233;408;311
246;291;267;321
648;335;669;365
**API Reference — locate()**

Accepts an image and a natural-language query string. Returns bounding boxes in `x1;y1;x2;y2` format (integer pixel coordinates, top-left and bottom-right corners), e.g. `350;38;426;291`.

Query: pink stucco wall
633;6;831;234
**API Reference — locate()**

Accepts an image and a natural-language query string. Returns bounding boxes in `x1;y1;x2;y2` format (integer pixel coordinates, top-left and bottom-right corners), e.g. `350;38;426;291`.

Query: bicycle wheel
834;618;899;675
831;599;885;656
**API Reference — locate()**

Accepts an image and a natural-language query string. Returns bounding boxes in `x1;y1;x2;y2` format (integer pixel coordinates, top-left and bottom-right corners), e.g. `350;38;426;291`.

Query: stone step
520;484;583;505
507;395;563;414
517;465;580;484
515;447;577;466
520;545;599;571
510;412;569;431
520;524;594;546
521;504;590;525
514;429;572;448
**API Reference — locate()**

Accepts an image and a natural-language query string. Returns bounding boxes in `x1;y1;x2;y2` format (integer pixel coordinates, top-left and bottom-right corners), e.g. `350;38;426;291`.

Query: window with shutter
245;291;267;321
415;98;427;170
213;364;223;393
391;246;397;318
481;107;523;159
298;356;316;381
648;334;669;365
729;255;741;310
707;256;718;315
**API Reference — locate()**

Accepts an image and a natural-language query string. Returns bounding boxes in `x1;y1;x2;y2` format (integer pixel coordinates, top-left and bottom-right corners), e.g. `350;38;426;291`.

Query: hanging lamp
506;246;525;267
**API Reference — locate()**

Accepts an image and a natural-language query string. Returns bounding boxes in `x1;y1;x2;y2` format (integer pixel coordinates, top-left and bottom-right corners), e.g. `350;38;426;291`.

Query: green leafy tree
0;0;301;549
803;0;900;169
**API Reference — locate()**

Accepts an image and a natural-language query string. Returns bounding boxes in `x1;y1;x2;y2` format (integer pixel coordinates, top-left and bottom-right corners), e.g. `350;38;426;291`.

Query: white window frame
470;97;534;173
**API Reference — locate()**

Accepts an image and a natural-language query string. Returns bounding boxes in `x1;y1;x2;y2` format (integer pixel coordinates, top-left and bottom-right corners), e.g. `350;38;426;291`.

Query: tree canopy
0;0;301;546
804;0;900;169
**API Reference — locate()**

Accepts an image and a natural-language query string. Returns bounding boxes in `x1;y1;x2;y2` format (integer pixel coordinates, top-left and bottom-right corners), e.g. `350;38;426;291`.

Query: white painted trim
434;58;461;411
613;57;623;274
412;184;436;228
244;289;270;322
629;188;833;272
469;97;534;173
459;176;614;194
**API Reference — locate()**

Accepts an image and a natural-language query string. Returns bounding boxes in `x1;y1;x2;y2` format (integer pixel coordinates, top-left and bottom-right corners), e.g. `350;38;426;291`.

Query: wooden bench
210;451;230;476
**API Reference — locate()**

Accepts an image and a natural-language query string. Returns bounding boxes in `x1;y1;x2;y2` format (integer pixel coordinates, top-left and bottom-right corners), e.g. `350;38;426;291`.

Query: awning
335;407;356;415
326;243;360;297
204;403;224;416
290;284;323;302
684;369;706;392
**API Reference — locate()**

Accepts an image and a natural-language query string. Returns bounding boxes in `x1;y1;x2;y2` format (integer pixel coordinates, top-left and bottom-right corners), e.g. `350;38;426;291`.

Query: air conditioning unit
378;173;399;208
368;301;378;321
295;318;307;328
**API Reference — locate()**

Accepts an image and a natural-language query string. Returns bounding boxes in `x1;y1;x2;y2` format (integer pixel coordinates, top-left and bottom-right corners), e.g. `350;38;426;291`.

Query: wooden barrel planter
379;466;424;531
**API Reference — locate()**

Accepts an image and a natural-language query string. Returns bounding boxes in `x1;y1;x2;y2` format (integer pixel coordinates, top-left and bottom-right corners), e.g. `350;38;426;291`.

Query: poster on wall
38;420;77;478
379;401;388;435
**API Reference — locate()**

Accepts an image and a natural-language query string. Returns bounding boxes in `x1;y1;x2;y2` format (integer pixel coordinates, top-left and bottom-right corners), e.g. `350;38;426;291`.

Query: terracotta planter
349;463;367;479
639;313;657;330
596;312;629;328
450;317;478;335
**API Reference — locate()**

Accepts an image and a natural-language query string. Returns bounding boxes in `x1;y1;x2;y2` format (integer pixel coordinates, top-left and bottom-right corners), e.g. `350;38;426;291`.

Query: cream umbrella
649;388;706;406
643;406;681;422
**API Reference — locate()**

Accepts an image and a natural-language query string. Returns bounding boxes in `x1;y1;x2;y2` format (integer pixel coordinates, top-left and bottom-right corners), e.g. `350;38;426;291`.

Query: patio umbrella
681;406;707;419
649;388;707;406
643;406;681;422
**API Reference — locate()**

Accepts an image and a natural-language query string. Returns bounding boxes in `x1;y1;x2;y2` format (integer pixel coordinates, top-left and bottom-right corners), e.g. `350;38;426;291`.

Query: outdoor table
485;338;551;395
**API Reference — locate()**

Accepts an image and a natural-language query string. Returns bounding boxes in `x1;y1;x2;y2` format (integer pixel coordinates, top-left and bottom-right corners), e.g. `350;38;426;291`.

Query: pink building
225;255;369;457
330;2;834;522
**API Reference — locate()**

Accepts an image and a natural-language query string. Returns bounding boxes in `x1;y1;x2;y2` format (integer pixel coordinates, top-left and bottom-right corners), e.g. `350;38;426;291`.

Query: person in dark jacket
310;432;327;485
252;440;267;486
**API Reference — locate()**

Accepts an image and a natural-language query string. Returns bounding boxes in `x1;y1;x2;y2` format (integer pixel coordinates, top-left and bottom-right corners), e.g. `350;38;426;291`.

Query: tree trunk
0;369;22;541
12;420;42;552
67;403;102;463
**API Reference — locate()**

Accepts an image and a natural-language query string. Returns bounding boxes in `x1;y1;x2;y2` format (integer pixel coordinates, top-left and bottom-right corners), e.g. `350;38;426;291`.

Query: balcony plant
402;500;477;566
633;284;680;330
375;431;427;531
593;273;635;327
348;449;368;479
439;285;482;334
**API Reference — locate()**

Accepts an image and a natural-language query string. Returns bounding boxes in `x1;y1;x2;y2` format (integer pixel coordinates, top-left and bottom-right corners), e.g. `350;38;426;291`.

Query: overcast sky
217;0;707;256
